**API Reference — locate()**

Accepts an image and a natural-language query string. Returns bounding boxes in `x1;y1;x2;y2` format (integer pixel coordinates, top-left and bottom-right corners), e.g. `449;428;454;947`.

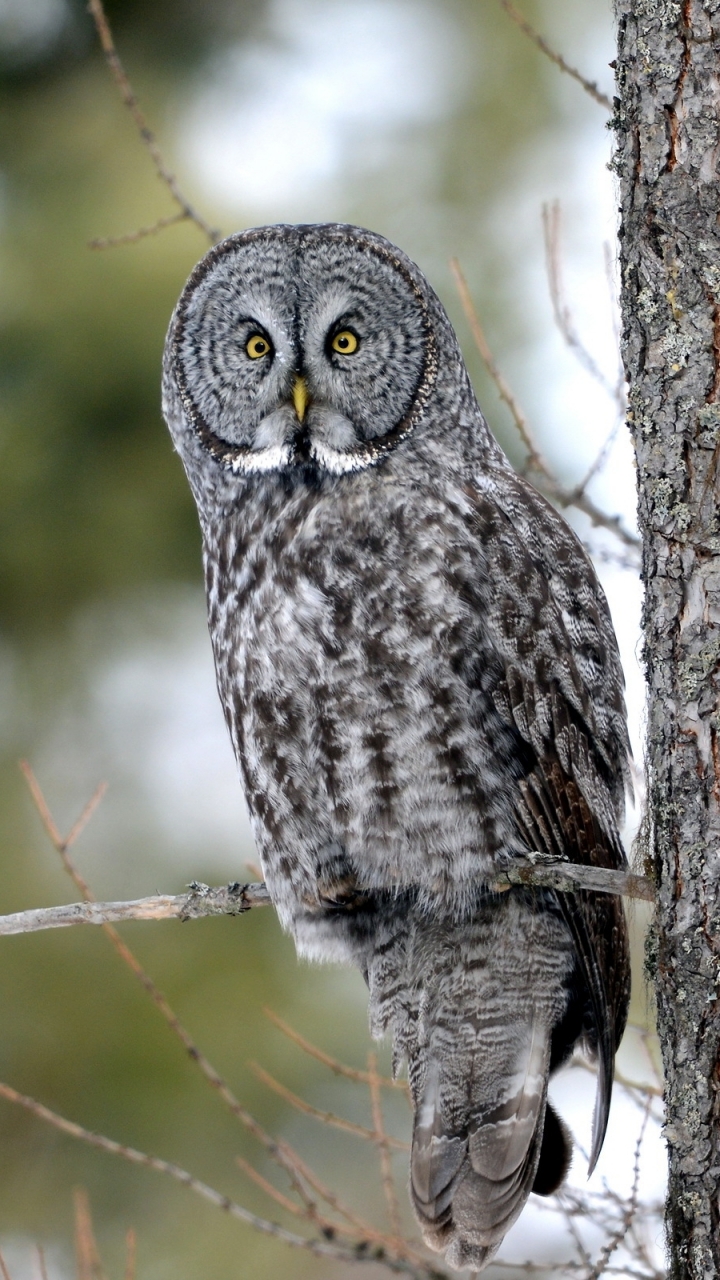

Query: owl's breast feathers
206;456;630;1170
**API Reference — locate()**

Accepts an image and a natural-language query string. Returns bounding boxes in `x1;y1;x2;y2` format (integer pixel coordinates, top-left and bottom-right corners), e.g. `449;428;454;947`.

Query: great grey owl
162;223;631;1271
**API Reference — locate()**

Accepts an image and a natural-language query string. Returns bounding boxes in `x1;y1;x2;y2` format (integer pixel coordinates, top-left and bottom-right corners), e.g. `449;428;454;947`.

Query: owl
162;224;631;1272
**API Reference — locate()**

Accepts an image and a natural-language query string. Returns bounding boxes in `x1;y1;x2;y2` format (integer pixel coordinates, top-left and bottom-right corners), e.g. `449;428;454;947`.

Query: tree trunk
614;3;720;1276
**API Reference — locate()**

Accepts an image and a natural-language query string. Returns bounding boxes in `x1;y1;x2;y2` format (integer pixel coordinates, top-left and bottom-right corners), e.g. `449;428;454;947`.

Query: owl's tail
367;897;575;1273
409;1011;571;1271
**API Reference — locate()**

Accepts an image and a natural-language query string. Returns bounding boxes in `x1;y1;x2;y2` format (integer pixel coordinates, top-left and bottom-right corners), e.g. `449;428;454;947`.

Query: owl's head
163;224;453;479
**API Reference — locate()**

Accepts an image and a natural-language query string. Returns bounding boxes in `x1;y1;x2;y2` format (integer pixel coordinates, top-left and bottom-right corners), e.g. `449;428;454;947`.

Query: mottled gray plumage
162;223;631;1271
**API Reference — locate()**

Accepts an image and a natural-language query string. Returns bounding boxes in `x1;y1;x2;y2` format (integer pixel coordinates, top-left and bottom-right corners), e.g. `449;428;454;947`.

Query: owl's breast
205;475;529;913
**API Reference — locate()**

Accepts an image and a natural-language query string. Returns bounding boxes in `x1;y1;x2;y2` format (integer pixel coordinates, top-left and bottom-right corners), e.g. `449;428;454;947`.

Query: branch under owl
0;862;654;938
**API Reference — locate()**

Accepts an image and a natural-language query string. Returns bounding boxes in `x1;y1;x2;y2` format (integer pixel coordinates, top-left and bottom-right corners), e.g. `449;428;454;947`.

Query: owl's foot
317;873;369;911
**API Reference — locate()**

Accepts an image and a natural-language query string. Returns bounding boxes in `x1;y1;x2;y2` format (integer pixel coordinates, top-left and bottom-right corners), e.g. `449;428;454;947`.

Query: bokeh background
0;2;662;1276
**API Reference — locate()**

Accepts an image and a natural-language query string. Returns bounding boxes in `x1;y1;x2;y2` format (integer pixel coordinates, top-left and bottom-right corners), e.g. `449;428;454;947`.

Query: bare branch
585;1101;653;1280
264;1008;406;1090
89;213;190;251
0;1081;442;1277
271;1138;407;1251
74;1188;106;1280
234;1149;404;1263
235;1154;322;1224
450;257;544;475
368;1052;403;1242
449;260;640;549
123;1228;137;1280
18;768;326;1217
570;1053;663;1099
542;202;624;412
249;1061;410;1150
86;0;219;247
496;859;655;901
0;884;269;937
0;862;655;940
497;0;613;111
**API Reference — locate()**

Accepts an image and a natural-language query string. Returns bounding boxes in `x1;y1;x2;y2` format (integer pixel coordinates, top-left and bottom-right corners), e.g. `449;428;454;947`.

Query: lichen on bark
614;2;720;1276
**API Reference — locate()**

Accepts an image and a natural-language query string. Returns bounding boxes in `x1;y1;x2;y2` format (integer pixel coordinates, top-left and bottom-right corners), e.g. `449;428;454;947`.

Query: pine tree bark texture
615;3;720;1275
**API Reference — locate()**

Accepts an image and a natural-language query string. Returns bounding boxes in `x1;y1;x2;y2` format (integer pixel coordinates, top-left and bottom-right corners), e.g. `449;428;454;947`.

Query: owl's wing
471;467;632;1172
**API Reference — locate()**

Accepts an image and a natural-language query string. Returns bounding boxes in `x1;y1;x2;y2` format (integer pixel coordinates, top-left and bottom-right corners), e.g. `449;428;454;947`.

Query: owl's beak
292;376;309;423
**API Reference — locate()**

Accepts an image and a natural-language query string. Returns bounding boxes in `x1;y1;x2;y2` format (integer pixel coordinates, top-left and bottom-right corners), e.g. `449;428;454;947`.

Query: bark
614;4;720;1276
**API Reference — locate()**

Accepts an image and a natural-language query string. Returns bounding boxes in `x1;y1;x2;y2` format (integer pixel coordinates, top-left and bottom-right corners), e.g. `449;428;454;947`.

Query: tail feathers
410;1022;566;1273
532;1102;572;1196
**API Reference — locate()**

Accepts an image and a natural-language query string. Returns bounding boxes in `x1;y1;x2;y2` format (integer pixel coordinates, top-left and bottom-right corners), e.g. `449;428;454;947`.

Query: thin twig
272;1139;408;1252
561;489;640;549
74;1188;106;1280
89;213;190;251
569;1053;663;1099
264;1009;405;1090
574;422;622;498
0;1253;10;1280
450;261;640;548
368;1052;403;1242
34;1249;49;1280
86;0;219;247
0;1081;441;1277
450;258;545;475
18;768;318;1219
235;1151;396;1257
271;1143;433;1272
585;1101;652;1280
123;1229;137;1280
498;0;613;110
555;1189;595;1272
249;1062;410;1150
542;202;624;411
235;1155;325;1225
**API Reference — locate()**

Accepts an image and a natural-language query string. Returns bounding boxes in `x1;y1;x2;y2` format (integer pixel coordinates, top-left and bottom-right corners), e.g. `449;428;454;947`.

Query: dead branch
235;1154;318;1224
368;1052;404;1242
570;1052;663;1099
86;0;219;247
497;0;613;111
450;258;640;550
585;1101;653;1280
271;1137;406;1250
264;1008;406;1090
123;1227;136;1280
450;257;544;474
0;861;654;939
0;1081;442;1278
74;1188;106;1280
89;213;190;251
542;202;625;414
235;1152;426;1263
18;765;328;1221
249;1061;410;1151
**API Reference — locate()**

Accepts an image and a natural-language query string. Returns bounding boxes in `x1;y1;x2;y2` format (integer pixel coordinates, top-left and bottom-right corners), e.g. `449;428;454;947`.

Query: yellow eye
331;330;359;355
246;334;271;359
